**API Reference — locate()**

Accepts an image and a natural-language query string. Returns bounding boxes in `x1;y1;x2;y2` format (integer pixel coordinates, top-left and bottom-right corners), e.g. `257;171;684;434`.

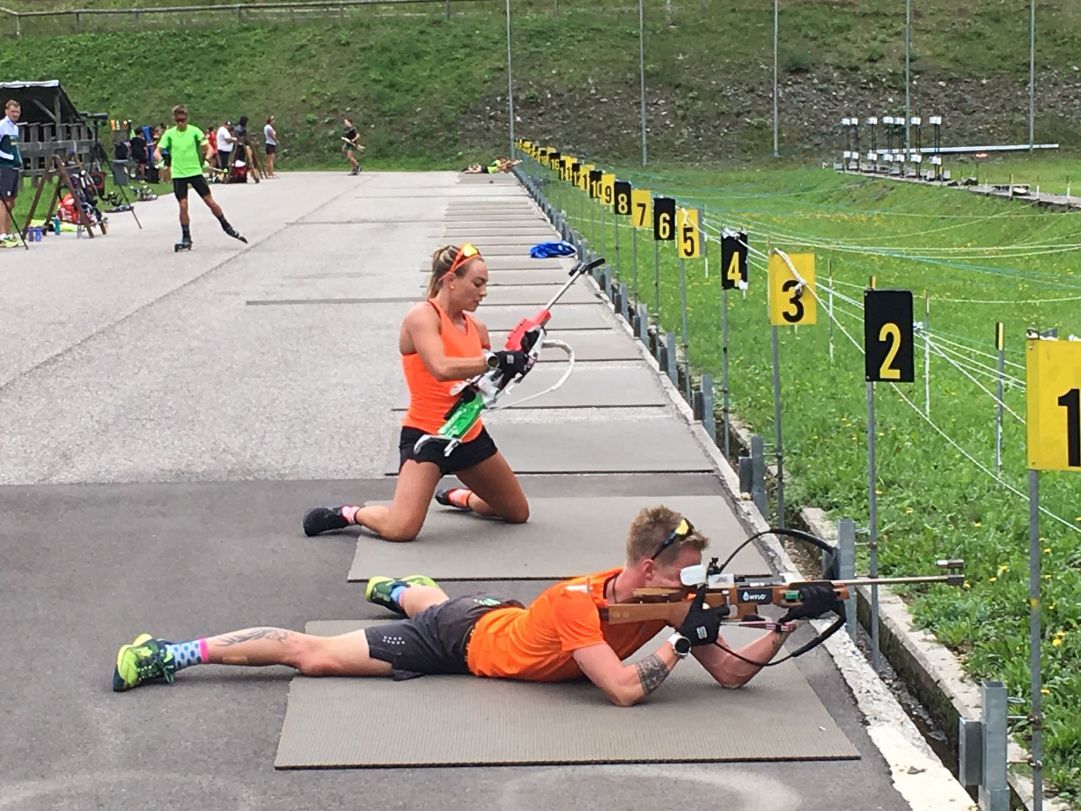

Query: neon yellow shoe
365;575;439;615
112;633;177;692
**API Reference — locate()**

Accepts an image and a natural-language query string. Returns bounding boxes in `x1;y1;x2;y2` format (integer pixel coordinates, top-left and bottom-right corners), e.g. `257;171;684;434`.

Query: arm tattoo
635;654;672;696
217;628;293;646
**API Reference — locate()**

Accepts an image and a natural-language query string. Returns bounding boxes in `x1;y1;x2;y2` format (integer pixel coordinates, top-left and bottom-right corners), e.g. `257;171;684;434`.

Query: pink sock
340;505;361;524
447;489;473;509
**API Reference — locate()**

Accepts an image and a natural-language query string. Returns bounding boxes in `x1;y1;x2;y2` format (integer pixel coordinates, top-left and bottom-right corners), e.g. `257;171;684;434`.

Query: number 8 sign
863;290;914;383
1027;338;1081;471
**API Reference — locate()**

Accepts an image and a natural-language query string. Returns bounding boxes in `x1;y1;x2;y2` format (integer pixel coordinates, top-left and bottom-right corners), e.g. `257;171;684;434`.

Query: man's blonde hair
626;505;709;564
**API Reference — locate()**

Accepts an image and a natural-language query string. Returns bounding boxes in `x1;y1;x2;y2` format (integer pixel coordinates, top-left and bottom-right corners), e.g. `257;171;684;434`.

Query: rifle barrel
831;574;964;587
542;257;604;311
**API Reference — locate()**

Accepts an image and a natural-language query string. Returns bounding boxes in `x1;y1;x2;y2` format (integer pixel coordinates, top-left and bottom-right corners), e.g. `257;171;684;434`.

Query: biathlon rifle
600;528;966;663
413;256;606;456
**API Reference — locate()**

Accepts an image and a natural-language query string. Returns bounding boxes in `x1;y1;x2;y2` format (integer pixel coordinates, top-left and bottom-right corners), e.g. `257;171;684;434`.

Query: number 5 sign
1027;338;1081;470
863;290;914;382
677;207;701;259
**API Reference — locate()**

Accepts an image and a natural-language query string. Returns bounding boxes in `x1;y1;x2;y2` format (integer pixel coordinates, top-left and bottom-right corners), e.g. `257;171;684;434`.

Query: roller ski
174;236;192;252
221;220;247;244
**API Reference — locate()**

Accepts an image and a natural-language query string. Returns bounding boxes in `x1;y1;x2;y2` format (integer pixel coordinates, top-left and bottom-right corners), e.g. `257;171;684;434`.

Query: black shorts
399;425;498;475
0;166;19;200
365;594;522;679
265;144;277;155
172;174;211;201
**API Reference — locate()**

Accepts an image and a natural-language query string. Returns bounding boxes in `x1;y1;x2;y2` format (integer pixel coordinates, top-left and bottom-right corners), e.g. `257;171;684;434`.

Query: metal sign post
863;288;915;672
720;231;748;460
995;322;1005;474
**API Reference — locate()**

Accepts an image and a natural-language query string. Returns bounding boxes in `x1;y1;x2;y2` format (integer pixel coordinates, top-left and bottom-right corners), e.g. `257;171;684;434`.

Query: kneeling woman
304;243;530;541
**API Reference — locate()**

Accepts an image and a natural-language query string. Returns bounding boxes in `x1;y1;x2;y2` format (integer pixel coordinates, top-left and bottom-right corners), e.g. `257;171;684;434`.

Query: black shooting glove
492;350;531;380
678;585;730;646
779;581;842;623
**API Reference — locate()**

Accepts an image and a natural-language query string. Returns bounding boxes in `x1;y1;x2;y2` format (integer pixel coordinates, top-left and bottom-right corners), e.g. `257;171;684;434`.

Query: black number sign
864;290;914;383
721;233;748;290
653;196;675;241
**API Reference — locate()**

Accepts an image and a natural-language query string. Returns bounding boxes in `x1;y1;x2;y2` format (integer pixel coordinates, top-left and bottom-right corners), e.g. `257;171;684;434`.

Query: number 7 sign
1027;338;1081;470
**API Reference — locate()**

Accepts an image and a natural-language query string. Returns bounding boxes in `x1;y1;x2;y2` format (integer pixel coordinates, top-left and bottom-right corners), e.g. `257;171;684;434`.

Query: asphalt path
0;171;913;810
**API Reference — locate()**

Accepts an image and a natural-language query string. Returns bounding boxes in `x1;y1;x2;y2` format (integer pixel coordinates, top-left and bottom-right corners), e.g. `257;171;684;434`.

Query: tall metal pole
505;0;515;154
904;0;911;158
995;322;1005;474
772;0;779;157
1029;469;1044;809
770;326;785;527
1029;0;1036;150
721;286;730;458
924;293;931;416
638;0;648;166
679;258;690;400
867;381;880;671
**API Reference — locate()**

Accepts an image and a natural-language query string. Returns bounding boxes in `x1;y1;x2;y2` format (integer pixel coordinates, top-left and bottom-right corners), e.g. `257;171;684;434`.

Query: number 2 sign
864;290;914;383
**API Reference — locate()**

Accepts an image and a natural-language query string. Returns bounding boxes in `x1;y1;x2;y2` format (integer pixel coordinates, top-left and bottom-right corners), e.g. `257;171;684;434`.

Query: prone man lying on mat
112;506;838;705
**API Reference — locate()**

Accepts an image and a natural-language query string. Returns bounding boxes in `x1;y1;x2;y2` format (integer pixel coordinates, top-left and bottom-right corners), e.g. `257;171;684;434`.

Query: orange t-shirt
401;300;487;443
466;568;667;682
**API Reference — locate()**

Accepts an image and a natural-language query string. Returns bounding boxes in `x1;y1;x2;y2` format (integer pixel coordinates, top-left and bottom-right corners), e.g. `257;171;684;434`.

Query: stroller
227;159;250;184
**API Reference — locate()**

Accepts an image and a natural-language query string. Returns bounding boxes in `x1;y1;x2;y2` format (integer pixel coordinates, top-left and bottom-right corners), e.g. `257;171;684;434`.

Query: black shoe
434;488;472;511
303;506;349;537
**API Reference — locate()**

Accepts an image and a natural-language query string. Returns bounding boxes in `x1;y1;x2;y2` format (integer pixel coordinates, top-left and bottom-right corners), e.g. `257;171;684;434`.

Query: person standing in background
0;99;23;247
216;121;234;171
342;117;362;176
263;115;277;178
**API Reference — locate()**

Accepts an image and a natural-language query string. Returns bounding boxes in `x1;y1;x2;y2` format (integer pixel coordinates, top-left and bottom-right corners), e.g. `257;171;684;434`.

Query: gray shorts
0;166;19;200
365;594;522;679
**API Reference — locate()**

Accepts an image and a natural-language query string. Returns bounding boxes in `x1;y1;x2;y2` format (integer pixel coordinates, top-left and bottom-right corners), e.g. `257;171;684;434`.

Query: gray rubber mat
275;622;858;767
479;305;609;331
418;258;569;272
489;330;642;362
384;416;712;475
476;284;599;306
347;494;764;581
392;365;666;410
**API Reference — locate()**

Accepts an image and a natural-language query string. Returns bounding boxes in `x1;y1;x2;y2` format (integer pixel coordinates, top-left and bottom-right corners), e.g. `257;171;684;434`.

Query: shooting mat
468;284;599;306
476;305;610;332
347;494;764;581
275;623;858;768
383;416;713;475
392;365;665;410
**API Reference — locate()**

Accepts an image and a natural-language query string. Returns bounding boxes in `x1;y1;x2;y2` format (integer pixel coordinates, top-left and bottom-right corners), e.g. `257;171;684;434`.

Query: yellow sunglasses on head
651;518;694;561
444;243;482;280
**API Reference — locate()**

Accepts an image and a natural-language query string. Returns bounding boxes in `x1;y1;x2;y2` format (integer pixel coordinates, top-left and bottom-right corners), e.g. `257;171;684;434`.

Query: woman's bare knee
502;501;529;524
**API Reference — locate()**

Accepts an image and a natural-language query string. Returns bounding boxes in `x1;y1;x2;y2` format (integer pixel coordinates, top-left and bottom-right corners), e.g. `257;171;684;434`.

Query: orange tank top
401;300;485;441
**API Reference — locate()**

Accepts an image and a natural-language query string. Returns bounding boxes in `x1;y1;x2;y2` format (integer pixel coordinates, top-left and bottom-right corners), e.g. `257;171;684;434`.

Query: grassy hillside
3;0;1081;166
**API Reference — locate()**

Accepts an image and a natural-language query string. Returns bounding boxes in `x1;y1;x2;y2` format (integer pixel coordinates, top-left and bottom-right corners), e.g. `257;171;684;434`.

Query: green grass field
538;153;1081;800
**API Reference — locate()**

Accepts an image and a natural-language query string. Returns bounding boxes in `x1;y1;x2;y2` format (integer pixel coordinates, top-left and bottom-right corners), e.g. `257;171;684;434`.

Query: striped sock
166;639;208;671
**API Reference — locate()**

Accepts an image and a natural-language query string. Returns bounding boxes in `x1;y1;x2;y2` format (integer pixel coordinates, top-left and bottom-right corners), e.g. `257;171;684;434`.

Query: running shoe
365;574;439;615
434;487;472;511
303;506;350;537
112;634;177;692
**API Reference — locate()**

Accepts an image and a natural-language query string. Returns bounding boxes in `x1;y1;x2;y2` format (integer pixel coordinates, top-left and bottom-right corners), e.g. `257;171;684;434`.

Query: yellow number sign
1026;338;1081;470
631;189;652;228
601;173;615;206
768;252;816;326
578;164;592;192
677;207;701;259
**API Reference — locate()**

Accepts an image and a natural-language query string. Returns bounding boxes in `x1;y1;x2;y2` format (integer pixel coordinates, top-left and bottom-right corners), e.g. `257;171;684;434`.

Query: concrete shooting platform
0;169;924;810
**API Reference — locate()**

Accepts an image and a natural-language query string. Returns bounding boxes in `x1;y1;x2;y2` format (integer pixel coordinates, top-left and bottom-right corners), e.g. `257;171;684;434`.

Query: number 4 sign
1027;338;1081;470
